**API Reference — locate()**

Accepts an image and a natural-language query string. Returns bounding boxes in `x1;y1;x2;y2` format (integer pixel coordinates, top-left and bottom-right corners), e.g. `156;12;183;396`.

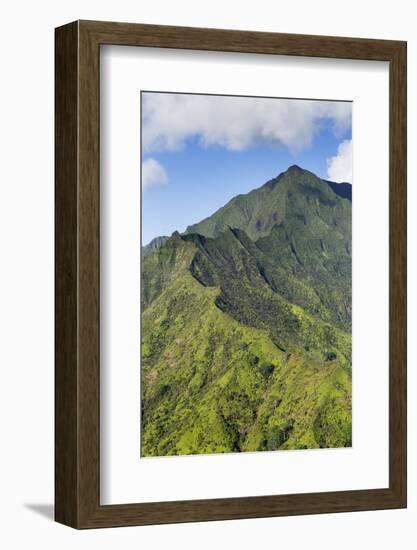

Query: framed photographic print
55;20;407;528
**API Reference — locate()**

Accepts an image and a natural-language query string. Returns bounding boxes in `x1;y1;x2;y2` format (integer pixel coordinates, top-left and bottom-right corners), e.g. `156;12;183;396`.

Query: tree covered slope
141;165;352;456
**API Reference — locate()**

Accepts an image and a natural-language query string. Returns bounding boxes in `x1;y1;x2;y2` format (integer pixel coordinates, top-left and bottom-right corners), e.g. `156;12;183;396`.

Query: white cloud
142;158;168;190
326;140;352;183
142;93;352;154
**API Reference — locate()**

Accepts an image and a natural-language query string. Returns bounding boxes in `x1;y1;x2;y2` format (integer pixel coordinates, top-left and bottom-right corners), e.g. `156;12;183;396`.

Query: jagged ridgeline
141;165;352;456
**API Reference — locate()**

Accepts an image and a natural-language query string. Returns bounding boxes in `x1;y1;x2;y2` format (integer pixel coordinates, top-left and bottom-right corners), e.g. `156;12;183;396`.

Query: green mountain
141;166;352;456
186;165;351;240
142;235;169;257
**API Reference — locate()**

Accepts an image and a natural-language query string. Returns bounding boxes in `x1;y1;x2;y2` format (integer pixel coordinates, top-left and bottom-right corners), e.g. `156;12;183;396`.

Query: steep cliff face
142;235;169;257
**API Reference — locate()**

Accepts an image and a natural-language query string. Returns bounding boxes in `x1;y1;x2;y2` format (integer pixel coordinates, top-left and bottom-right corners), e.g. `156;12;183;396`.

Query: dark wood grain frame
55;20;407;529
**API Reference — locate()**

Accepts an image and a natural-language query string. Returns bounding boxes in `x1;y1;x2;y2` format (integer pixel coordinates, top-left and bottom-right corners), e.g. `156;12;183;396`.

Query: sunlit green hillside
141;165;352;456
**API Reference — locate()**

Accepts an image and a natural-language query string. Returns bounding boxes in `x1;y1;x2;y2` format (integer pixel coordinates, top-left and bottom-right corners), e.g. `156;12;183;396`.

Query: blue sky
141;92;352;245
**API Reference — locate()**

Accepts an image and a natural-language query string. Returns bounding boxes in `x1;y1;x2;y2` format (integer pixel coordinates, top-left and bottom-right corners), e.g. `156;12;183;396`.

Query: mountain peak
185;165;351;241
272;164;312;183
286;164;304;173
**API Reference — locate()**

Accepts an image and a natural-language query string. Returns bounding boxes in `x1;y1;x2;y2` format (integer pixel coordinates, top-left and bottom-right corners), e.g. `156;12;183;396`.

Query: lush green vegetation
141;166;352;456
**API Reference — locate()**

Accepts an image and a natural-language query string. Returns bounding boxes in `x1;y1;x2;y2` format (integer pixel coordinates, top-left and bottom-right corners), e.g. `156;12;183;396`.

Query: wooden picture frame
55;20;407;529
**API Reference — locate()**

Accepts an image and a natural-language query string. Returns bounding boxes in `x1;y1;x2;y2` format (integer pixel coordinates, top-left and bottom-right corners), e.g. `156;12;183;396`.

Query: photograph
140;91;353;457
1;3;405;539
